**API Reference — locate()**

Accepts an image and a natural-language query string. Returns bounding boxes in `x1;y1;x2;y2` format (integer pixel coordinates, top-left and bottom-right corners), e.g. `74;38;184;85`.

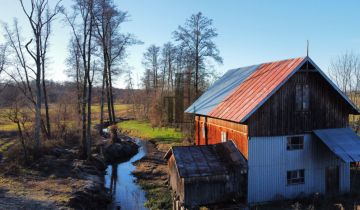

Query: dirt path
0;176;76;210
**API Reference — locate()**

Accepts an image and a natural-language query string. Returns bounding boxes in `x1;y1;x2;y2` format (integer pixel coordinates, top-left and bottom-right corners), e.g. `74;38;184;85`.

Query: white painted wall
247;134;350;204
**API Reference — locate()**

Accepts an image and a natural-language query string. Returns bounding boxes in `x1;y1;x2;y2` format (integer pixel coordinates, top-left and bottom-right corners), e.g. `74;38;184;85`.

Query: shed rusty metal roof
185;57;359;122
165;141;248;178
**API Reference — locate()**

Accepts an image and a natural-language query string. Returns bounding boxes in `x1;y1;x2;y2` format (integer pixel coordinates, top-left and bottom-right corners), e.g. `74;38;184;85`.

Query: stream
104;139;149;210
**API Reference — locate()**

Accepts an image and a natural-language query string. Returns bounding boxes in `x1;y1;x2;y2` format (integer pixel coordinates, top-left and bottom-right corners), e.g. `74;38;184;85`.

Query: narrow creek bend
104;139;149;210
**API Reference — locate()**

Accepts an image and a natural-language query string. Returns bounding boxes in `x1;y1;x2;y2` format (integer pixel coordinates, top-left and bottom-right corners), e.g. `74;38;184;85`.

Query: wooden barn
182;56;360;204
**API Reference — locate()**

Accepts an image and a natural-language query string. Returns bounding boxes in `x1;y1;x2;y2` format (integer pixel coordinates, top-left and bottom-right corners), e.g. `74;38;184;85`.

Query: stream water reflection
105;139;148;210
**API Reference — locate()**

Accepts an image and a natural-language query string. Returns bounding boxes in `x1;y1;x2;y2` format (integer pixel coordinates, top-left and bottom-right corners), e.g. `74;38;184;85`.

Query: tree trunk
105;71;113;123
76;61;82;128
34;37;42;154
86;80;92;159
42;61;51;138
108;65;116;123
16;121;28;163
81;73;88;159
100;68;106;126
85;12;94;160
195;53;199;99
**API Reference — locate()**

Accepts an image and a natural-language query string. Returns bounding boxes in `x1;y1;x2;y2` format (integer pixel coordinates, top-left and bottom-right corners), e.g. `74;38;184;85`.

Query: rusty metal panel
169;141;247;178
209;57;305;122
166;142;248;207
185;64;260;115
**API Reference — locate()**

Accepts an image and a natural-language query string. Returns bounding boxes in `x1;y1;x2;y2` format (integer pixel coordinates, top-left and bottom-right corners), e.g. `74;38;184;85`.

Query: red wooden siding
195;116;249;159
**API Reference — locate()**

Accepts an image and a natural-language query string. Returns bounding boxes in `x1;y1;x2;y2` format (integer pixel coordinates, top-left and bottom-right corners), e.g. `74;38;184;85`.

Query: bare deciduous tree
329;51;360;131
94;0;139;125
173;12;222;98
63;0;96;159
66;37;83;127
0;44;6;76
18;0;62;151
142;45;160;90
161;42;177;92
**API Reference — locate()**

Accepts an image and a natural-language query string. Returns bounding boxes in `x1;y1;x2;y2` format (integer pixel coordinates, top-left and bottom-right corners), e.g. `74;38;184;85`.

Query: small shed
164;141;248;209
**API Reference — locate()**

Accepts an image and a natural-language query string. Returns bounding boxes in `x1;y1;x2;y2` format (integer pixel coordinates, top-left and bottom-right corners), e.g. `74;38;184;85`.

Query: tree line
139;12;223;127
0;0;138;160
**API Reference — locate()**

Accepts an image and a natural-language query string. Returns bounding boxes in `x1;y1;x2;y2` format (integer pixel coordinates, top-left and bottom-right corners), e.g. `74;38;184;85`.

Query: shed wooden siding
247;134;350;204
168;155;185;201
246;70;352;137
195;116;249;158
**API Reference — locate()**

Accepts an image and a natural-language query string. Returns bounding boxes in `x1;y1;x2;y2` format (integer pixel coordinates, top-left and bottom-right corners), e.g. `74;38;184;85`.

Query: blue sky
0;0;360;88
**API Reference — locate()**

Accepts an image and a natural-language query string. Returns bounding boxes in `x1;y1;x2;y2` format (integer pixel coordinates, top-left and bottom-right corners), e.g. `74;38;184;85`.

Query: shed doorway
325;165;340;194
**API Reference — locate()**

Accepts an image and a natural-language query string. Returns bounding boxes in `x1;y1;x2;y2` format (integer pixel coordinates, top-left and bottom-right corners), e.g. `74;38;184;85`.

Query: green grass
0;123;18;132
0;140;16;153
91;104;131;113
138;180;172;210
117;120;183;143
0;103;133;132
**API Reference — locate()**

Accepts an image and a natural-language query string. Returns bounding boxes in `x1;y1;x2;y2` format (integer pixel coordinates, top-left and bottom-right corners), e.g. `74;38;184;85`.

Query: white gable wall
248;134;350;204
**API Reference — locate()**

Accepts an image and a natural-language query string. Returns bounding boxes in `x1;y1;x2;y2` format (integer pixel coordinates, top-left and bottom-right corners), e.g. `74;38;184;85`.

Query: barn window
287;136;304;150
296;84;310;111
287;169;305;185
221;131;227;142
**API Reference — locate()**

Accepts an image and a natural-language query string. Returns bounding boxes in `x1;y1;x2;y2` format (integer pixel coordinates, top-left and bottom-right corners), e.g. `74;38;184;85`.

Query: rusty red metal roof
209;57;305;122
185;57;359;122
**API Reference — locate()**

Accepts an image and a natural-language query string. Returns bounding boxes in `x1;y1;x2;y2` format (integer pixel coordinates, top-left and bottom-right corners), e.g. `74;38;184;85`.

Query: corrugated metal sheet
209;57;305;122
168;141;247;178
185;56;359;123
166;142;248;207
248;134;350;204
185;64;260;115
313;128;360;162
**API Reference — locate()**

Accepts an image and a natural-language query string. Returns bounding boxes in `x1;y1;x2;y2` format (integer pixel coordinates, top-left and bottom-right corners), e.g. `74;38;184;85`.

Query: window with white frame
287;169;305;185
287;136;304;150
221;131;227;142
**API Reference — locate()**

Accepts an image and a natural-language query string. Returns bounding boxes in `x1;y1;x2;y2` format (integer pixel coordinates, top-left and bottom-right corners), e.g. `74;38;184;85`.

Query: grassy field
117;120;183;143
0;103;133;132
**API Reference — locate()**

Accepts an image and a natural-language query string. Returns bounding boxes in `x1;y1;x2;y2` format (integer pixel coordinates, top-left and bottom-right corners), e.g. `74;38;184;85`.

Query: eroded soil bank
0;139;111;210
132;140;173;210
